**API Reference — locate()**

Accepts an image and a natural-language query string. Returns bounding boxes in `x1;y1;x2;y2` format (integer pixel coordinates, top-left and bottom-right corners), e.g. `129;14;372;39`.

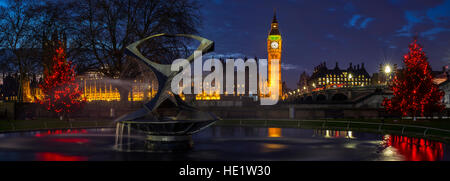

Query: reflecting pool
0;126;448;161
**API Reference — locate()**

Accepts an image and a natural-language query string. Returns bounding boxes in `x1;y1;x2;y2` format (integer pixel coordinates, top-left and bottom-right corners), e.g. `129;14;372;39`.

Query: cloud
396;1;450;38
344;2;357;13
360;17;375;29
426;0;450;23
348;14;362;27
346;14;375;29
420;27;450;40
396;11;424;37
325;33;345;44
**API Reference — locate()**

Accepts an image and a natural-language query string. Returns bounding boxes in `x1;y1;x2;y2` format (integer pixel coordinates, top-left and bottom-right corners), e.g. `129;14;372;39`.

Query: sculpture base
114;107;219;152
145;135;193;152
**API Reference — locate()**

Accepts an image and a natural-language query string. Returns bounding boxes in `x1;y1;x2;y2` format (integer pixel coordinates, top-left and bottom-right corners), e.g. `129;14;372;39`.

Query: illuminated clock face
271;41;279;49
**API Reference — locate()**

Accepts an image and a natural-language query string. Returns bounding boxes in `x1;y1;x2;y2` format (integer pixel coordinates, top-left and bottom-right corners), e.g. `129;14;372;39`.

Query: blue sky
198;0;450;88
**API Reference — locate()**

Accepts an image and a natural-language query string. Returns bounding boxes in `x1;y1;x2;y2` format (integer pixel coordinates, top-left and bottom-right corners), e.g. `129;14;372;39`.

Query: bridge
284;85;393;108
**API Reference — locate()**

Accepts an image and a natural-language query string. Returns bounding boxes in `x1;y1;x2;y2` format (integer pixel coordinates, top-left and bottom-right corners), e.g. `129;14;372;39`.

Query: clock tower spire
267;10;282;98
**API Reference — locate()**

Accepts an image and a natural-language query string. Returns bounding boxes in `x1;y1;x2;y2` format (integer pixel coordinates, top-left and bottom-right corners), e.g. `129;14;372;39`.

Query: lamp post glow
384;65;392;74
384;64;392;85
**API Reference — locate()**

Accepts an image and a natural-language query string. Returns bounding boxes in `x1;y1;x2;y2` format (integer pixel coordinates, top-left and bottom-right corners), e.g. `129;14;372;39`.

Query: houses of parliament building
0;31;157;103
1;13;285;105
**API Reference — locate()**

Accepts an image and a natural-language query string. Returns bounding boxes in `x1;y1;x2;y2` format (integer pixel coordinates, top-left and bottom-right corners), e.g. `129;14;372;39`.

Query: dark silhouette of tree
72;0;201;101
1;0;201;102
0;0;41;102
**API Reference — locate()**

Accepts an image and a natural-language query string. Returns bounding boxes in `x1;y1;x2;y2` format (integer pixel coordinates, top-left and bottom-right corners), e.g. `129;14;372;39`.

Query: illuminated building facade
0;71;157;103
0;73;43;102
195;12;283;103
308;62;371;90
193;57;258;102
3;13;284;105
267;11;282;98
77;71;157;102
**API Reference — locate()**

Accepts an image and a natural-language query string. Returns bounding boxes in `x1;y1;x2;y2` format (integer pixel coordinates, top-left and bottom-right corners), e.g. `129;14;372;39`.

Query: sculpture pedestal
114;118;216;152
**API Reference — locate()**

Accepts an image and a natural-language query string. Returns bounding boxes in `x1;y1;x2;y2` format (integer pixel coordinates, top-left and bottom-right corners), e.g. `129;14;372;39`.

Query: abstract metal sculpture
114;34;219;151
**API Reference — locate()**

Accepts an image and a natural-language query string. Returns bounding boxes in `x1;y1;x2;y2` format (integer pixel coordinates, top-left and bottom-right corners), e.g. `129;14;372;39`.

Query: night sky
198;0;450;89
1;0;449;89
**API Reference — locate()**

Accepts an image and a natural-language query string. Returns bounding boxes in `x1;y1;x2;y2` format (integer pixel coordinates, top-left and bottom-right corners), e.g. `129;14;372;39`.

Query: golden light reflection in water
263;143;287;149
315;130;356;139
268;128;282;137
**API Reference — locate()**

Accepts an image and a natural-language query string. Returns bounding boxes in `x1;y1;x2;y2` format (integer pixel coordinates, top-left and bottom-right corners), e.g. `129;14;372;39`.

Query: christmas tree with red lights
382;38;444;118
37;42;85;120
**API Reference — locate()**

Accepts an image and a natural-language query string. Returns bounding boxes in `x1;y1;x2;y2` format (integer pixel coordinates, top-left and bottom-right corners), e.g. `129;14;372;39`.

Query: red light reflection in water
52;138;89;144
383;135;444;161
35;152;88;161
35;129;88;137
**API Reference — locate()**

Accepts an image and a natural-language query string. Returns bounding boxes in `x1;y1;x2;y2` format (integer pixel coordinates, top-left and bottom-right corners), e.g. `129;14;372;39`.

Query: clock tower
267;11;282;97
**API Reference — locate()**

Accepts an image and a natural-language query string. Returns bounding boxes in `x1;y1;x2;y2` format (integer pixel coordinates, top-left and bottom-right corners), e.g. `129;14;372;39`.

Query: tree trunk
118;86;130;103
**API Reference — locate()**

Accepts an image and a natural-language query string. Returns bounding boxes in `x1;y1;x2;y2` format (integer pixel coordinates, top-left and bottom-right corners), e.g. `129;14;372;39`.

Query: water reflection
314;129;355;139
381;135;444;161
35;152;88;161
51;138;90;144
0;127;448;161
35;129;88;137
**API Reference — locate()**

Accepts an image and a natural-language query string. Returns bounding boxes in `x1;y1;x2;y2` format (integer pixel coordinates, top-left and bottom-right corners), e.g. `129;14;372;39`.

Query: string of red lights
35;41;86;115
382;38;444;117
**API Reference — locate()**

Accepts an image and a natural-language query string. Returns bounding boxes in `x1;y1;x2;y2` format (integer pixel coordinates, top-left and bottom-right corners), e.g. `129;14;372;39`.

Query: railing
219;119;450;140
0;120;115;133
3;119;450;141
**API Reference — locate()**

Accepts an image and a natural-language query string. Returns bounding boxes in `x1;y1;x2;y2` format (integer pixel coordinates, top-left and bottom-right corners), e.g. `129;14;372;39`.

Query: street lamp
384;65;392;74
383;64;393;85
